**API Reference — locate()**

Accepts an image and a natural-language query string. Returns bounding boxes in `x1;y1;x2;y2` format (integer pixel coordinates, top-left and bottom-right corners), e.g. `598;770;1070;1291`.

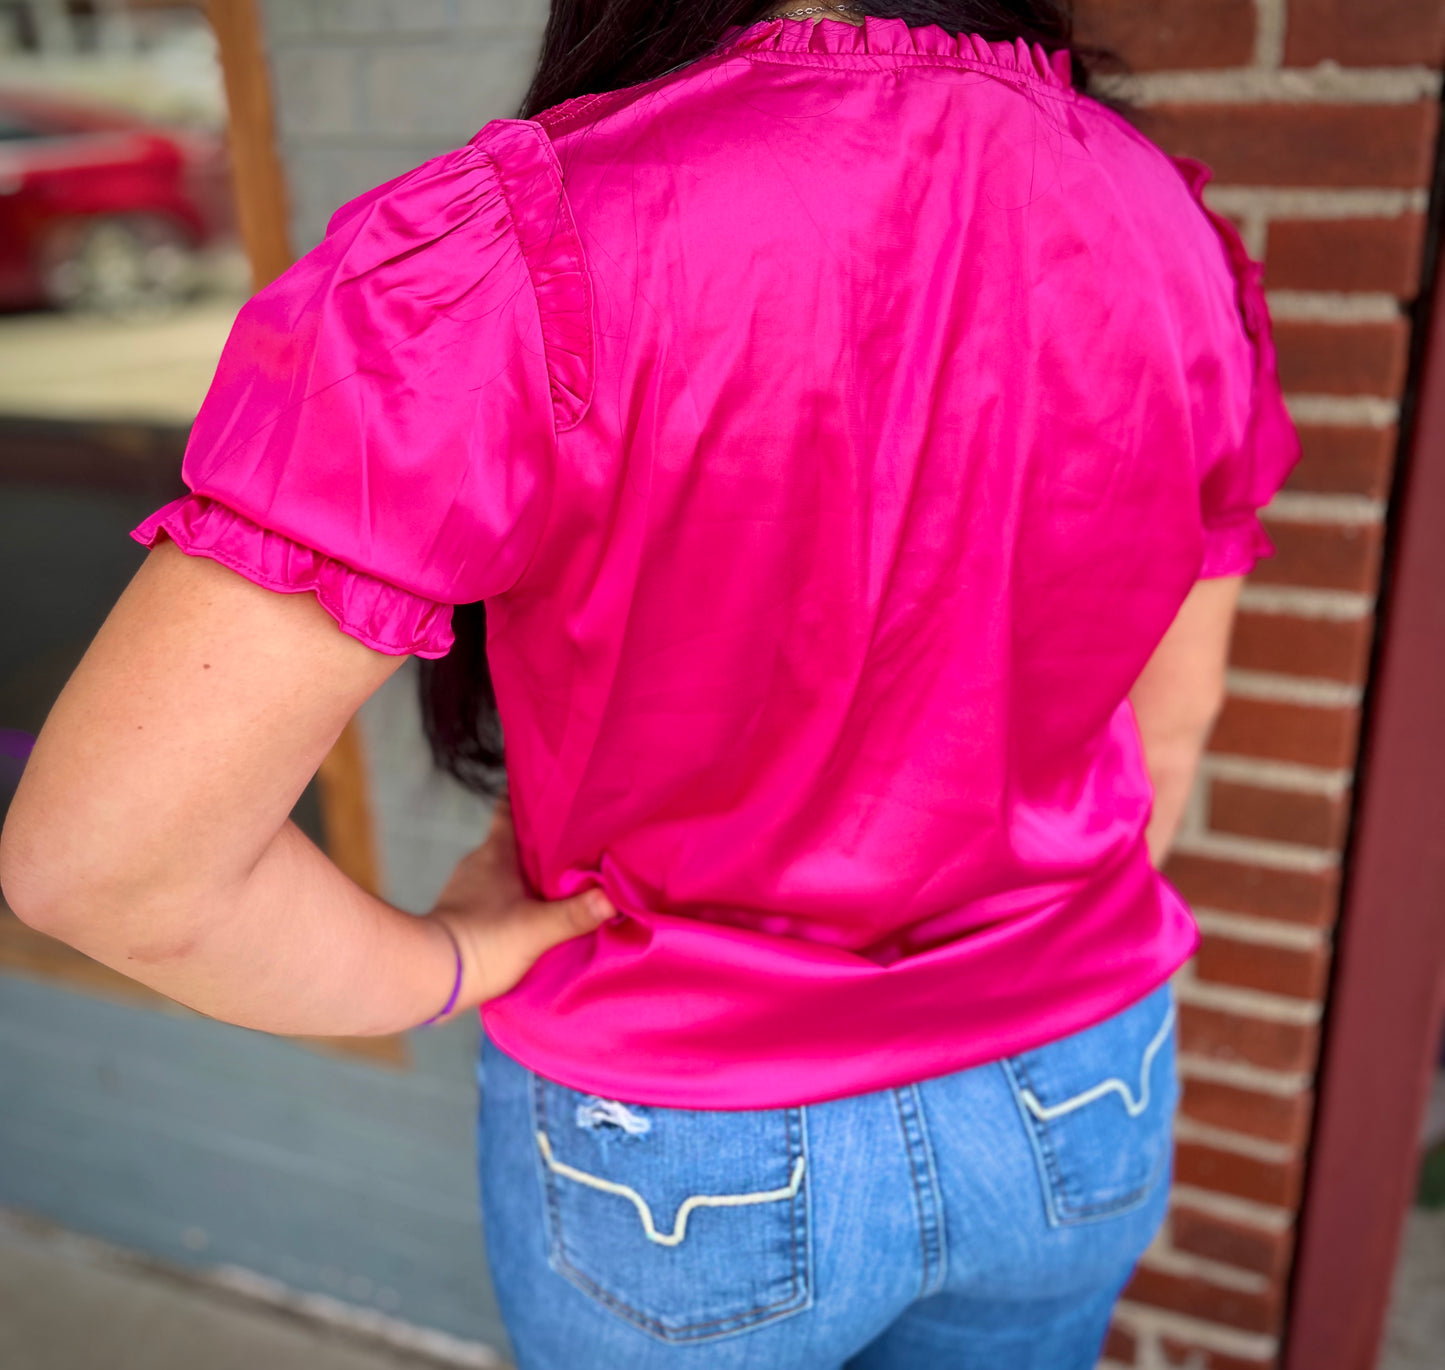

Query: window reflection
0;1;323;850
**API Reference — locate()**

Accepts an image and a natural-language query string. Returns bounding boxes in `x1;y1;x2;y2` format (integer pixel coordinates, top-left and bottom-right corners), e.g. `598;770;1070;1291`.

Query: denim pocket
1001;985;1179;1227
530;1076;811;1343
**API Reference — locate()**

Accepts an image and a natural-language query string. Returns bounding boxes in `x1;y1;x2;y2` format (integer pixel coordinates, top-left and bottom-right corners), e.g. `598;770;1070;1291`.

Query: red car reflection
0;90;232;311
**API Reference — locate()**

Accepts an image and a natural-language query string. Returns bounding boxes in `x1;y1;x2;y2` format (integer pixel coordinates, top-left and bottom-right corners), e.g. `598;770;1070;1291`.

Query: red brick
1265;216;1427;297
1166;852;1340;925
1195;934;1331;1000
1229;611;1374;685
1124;1265;1283;1335
1161;1336;1278;1370
1181;1076;1314;1147
1143;103;1439;188
1274;319;1410;397
1208;777;1351;848
1179;1002;1321;1073
1171;1206;1296;1279
1176;1141;1305;1207
1076;0;1255;70
1285;0;1445;67
1285;425;1398;499
1252;518;1384;594
1209;696;1360;768
1104;1322;1139;1364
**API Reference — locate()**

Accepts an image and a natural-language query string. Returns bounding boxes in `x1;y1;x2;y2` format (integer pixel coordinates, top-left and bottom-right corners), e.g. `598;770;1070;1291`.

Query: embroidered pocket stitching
536;1130;805;1248
531;1079;812;1342
1003;998;1177;1227
1015;1002;1176;1122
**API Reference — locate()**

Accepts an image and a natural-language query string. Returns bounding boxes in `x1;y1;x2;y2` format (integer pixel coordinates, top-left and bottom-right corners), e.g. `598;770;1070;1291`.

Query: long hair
420;1;1098;797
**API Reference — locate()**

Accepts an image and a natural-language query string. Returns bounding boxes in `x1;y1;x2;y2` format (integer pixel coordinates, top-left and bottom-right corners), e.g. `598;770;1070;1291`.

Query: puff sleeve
133;119;592;658
1172;156;1303;580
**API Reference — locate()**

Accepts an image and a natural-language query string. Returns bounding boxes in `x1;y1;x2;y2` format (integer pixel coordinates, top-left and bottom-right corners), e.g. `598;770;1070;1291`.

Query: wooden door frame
1281;138;1445;1370
207;0;380;898
206;0;291;291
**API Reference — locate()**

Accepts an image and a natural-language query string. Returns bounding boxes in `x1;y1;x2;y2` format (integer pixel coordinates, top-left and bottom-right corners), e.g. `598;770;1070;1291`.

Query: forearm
15;817;456;1038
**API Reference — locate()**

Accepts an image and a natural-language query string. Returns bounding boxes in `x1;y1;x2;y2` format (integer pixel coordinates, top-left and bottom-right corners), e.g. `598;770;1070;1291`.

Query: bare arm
1130;575;1243;867
0;542;610;1036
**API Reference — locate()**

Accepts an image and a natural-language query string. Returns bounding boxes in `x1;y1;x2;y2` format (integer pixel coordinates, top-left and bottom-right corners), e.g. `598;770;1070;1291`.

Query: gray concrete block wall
0;973;507;1351
258;0;550;252
357;663;494;917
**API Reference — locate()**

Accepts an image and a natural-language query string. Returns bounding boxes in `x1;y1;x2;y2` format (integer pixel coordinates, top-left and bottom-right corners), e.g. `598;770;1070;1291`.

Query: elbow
0;763;75;933
1138;688;1227;784
1147;670;1229;755
0;807;196;959
1191;680;1228;752
2;859;205;965
1199;671;1229;746
0;838;101;945
3;766;132;940
1179;655;1230;747
0;807;65;935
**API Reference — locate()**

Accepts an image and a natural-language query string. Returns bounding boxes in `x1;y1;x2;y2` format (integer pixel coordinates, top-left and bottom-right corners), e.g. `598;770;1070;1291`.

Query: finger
506;889;614;965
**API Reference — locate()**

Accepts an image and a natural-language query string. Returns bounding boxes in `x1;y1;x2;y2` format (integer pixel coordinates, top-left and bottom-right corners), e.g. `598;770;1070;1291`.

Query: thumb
513;888;614;960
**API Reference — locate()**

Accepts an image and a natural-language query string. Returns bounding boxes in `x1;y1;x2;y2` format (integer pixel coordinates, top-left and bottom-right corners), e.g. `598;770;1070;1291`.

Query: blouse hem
481;906;1199;1111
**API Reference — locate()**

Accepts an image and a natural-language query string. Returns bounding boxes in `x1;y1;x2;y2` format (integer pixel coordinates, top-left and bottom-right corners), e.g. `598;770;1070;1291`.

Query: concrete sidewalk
0;1211;506;1370
1382;1205;1445;1370
2;1198;1440;1369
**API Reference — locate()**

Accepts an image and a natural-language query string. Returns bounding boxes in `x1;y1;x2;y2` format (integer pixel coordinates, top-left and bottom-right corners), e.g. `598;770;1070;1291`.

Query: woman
0;2;1299;1366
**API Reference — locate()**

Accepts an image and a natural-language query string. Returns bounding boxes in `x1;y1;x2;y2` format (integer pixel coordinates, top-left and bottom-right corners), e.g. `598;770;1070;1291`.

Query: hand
422;799;613;1019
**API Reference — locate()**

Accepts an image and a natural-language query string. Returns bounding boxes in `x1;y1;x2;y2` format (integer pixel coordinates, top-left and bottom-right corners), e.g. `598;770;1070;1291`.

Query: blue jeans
478;982;1177;1369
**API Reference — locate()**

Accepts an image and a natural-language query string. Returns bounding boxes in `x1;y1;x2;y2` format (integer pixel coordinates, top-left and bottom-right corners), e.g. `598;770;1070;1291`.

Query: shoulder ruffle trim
475;120;595;432
132;495;456;659
1171;157;1273;344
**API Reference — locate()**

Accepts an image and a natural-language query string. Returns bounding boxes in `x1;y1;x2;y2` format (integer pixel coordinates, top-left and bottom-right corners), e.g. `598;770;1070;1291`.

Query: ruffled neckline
715;15;1072;88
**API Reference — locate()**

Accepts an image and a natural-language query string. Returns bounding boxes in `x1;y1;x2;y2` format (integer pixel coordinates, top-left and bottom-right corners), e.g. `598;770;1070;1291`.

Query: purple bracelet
419;919;464;1027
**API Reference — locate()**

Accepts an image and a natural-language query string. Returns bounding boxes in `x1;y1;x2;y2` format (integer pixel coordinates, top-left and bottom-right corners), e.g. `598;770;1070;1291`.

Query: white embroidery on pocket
535;1131;805;1248
1018;1002;1176;1122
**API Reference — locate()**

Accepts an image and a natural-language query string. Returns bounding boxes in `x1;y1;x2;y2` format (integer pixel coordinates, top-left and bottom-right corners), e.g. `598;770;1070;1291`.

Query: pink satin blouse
135;16;1300;1107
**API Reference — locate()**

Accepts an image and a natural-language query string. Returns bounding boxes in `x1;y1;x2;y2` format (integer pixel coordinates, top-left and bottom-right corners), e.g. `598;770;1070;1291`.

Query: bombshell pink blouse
135;16;1300;1107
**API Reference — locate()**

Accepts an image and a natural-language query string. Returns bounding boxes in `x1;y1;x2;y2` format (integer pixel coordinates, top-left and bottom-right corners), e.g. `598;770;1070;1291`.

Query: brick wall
1075;1;1443;1366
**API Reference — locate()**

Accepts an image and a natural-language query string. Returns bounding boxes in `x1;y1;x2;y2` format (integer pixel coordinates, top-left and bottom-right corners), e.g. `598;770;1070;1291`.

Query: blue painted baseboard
0;973;509;1354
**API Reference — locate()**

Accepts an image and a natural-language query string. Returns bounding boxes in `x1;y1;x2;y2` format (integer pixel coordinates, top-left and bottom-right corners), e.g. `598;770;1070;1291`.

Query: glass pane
0;3;327;845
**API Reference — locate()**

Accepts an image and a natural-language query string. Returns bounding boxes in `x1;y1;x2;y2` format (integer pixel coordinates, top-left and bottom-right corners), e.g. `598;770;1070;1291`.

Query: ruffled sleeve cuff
1172;155;1303;581
1199;512;1277;580
132;495;456;659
